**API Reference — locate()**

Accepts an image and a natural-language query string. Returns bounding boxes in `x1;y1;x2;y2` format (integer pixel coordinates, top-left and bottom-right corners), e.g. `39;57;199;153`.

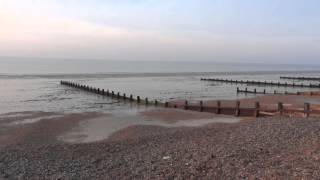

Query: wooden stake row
236;87;320;96
280;76;320;81
201;78;320;89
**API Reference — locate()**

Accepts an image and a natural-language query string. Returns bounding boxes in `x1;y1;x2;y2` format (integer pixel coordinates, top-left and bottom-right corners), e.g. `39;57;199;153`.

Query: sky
0;0;319;63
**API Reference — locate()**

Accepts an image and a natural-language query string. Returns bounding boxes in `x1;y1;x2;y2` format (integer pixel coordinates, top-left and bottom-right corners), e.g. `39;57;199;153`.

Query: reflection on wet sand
59;108;240;143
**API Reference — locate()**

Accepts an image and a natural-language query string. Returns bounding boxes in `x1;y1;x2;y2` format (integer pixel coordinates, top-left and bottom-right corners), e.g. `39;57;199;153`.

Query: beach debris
162;156;171;160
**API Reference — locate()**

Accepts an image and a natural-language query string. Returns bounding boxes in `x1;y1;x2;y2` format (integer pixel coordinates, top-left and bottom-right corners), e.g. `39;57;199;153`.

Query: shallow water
1;71;320;116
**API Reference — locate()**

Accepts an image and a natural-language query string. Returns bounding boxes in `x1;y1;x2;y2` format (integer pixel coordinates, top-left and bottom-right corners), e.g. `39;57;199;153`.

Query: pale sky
0;0;319;63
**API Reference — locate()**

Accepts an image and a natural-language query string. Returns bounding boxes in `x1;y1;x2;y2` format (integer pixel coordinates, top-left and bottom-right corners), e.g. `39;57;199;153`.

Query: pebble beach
0;110;320;179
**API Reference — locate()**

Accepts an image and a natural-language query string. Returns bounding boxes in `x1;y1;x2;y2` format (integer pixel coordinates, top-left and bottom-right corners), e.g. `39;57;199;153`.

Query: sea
1;58;320;116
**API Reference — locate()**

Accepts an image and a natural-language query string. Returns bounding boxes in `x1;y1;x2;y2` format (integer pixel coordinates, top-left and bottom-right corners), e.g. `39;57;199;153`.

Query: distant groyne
280;76;320;81
201;78;320;89
236;87;320;96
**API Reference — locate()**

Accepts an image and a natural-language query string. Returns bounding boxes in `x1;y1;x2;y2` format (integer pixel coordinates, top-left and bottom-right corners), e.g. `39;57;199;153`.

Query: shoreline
0;108;242;146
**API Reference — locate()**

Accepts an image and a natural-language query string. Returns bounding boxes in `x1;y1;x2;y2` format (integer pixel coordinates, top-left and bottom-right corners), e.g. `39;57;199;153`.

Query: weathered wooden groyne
60;81;319;118
60;81;162;106
201;78;320;89
236;87;320;96
280;76;320;81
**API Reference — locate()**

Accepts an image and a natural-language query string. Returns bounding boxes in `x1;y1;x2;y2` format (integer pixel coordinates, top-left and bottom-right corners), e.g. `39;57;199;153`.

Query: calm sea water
1;59;320;115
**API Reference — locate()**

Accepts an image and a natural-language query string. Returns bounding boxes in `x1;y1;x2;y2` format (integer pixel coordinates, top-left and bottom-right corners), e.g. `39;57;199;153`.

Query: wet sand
0;108;241;145
0;112;102;147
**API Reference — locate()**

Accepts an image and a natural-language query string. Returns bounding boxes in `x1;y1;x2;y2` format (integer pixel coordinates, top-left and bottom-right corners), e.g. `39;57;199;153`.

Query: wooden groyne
60;81;161;106
236;87;320;96
280;76;320;81
60;81;319;118
201;78;320;89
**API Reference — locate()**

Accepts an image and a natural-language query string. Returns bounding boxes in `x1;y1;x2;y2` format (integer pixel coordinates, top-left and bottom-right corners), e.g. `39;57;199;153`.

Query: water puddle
59;109;240;143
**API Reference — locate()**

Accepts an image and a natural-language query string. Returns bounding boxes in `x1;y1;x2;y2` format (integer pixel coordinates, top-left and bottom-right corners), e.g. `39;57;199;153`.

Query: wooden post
254;89;257;94
184;100;188;110
123;93;126;100
245;88;248;93
145;98;148;105
254;102;260;117
304;103;310;117
102;89;105;95
236;87;239;93
165;102;169;107
111;91;114;97
117;92;120;99
106;90;109;96
216;101;221;114
235;101;240;116
278;102;283;116
130;94;133;102
200;101;203;112
263;89;266;94
137;96;141;103
155;100;158;106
